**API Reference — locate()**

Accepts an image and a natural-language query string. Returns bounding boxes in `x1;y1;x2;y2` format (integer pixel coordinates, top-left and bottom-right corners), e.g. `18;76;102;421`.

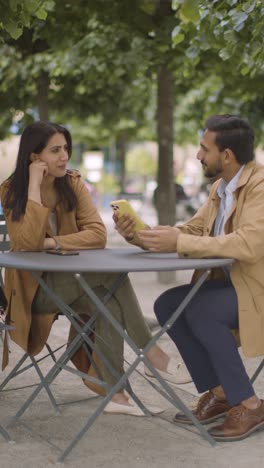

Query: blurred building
0;136;20;184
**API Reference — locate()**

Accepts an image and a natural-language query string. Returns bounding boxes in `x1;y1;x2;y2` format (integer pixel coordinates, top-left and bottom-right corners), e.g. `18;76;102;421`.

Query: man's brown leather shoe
209;400;264;441
174;390;231;425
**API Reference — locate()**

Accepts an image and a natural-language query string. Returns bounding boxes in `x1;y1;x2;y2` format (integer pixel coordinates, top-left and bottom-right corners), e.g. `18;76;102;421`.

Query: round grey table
0;247;234;272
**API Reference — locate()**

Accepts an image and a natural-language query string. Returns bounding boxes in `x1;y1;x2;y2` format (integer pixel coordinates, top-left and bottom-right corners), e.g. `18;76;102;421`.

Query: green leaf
172;33;185;46
35;8;48;20
220;20;229;27
172;25;181;37
26;0;39;13
242;1;256;14
223;30;236;43
251;44;262;59
157;45;170;53
219;48;232;61
229;11;248;32
4;22;23;39
215;11;224;20
185;45;199;59
198;35;211;51
233;21;246;33
171;0;182;11
241;65;250;76
172;25;185;46
200;7;210;20
139;0;156;15
227;0;239;5
180;0;200;24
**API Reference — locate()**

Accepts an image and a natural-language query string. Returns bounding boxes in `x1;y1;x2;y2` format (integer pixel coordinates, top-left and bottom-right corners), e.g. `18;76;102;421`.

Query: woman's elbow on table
97;231;107;249
12;236;44;252
95;224;107;248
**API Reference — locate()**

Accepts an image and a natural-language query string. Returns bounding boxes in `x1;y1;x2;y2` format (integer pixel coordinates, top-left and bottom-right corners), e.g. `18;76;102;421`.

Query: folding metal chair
0;420;11;442
0;214;62;410
0;214;10;253
0;213;10;347
0;322;13;442
250;356;264;384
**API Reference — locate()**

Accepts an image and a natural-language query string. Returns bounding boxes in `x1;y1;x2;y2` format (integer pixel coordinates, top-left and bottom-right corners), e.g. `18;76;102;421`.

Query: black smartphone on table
46;250;79;256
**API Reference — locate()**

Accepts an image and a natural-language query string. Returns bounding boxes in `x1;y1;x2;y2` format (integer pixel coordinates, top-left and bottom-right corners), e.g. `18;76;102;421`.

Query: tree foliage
2;0;264;138
1;0;264;174
0;0;52;40
0;3;154;141
169;0;264;143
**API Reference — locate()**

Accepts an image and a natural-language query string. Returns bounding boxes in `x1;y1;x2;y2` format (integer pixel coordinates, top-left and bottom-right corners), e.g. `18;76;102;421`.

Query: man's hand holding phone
110;199;180;251
113;211;136;241
110;199;148;243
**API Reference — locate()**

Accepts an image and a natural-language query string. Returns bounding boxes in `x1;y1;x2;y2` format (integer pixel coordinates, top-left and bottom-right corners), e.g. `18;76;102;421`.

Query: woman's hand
28;160;49;204
29;160;49;187
43;238;57;250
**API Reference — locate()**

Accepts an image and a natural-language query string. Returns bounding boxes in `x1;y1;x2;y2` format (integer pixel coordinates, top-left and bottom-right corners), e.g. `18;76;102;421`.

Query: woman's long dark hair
3;121;77;221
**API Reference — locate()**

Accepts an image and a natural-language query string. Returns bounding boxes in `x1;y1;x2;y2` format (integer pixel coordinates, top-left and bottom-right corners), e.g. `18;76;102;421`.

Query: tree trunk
36;71;49;120
156;65;175;226
156;65;176;284
115;133;127;192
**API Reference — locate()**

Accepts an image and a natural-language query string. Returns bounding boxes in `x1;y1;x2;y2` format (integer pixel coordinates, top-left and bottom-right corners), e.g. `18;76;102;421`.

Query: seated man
114;114;264;441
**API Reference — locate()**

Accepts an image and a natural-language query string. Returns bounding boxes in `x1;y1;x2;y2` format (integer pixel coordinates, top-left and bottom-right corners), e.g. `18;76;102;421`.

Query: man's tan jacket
177;161;264;357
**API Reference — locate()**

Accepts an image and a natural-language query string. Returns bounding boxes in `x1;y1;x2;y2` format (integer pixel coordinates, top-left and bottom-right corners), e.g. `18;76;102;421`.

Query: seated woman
0;121;189;416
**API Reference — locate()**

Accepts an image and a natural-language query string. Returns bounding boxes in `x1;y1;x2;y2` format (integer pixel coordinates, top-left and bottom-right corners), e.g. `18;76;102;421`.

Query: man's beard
202;160;223;179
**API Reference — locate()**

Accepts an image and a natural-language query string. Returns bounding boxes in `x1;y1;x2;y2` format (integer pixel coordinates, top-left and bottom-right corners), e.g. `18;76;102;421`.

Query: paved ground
0;206;264;468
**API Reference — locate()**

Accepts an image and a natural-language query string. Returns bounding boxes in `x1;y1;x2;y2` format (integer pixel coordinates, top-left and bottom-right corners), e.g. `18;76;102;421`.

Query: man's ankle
241;395;261;410
211;386;226;400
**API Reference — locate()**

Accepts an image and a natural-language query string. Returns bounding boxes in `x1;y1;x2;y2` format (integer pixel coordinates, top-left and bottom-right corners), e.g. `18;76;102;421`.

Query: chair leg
0;424;11;442
29;356;59;413
0;343;65;391
250;358;264;384
0;353;29;391
0;353;59;413
45;343;58;363
0;347;60;413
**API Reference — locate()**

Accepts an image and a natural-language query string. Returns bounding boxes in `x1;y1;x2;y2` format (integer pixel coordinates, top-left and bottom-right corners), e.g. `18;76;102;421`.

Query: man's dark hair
205;114;255;164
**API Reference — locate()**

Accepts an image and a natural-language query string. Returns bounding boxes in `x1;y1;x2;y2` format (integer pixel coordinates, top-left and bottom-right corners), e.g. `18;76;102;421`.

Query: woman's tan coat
176;161;264;357
0;171;107;358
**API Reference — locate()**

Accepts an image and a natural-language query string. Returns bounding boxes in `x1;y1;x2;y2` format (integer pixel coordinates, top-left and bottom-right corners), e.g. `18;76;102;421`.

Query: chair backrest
0;214;10;252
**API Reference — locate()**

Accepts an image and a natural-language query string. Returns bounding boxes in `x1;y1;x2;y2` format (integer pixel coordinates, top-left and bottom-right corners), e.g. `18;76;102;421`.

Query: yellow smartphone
110;199;146;231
